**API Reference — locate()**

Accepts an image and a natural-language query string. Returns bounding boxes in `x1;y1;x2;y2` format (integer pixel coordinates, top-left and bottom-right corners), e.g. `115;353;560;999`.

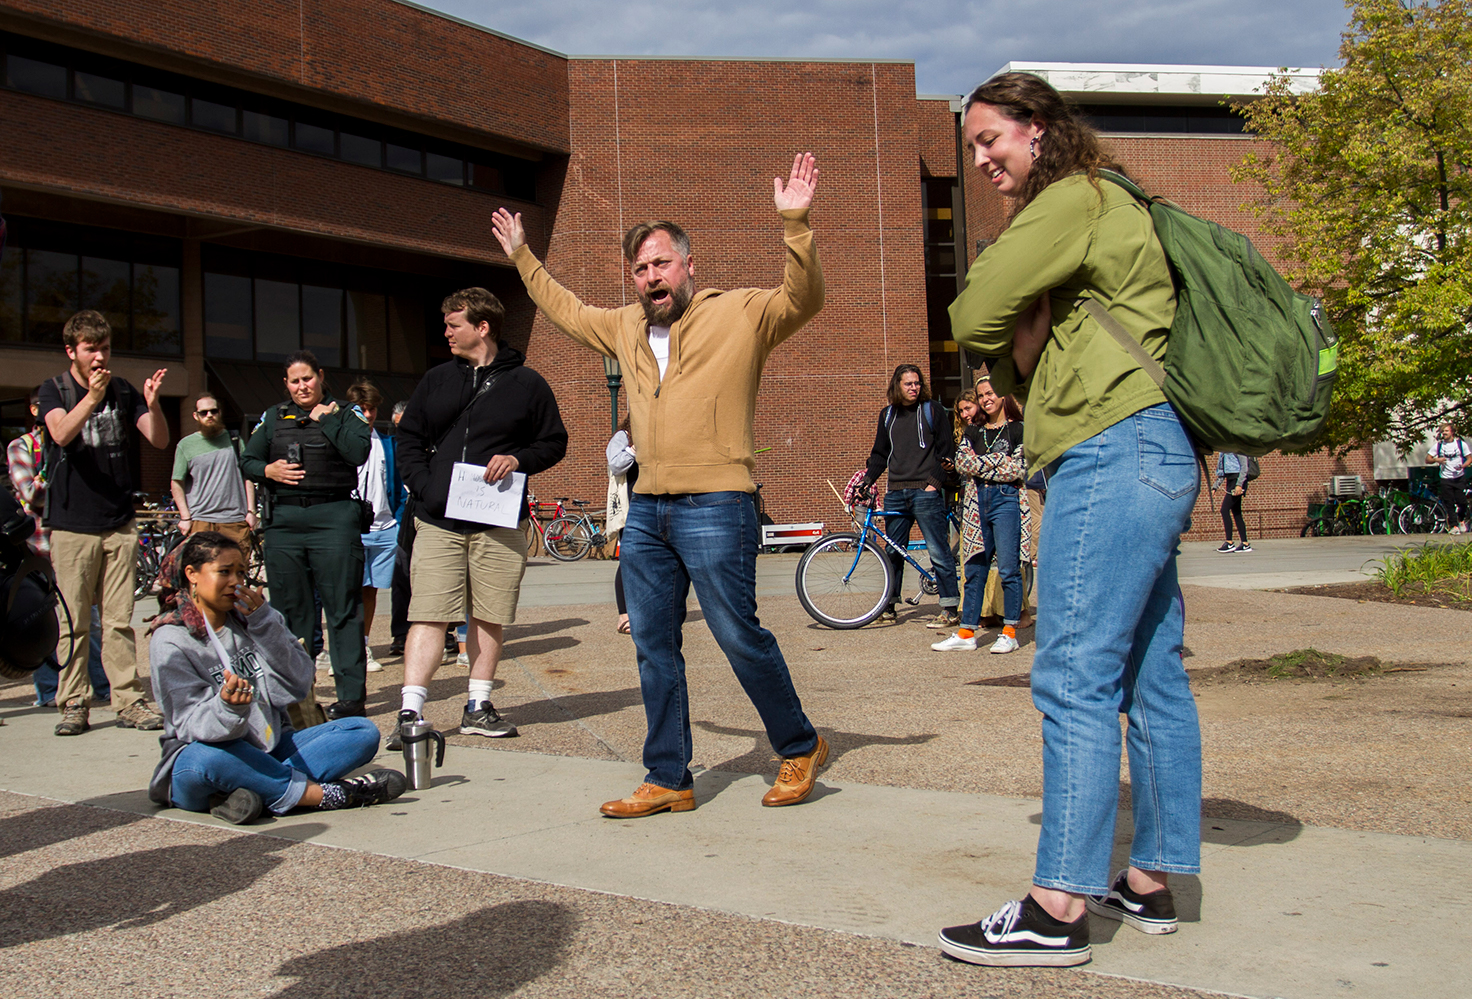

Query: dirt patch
1282;577;1472;611
1189;648;1449;686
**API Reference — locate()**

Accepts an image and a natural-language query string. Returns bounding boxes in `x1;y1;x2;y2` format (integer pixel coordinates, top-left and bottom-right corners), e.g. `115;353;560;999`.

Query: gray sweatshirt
148;603;314;805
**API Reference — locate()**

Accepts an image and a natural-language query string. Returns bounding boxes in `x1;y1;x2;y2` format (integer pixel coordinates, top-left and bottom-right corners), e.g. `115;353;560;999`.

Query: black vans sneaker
209;788;264;825
461;701;517;738
939;896;1091;967
329;769;407;808
1085;870;1178;934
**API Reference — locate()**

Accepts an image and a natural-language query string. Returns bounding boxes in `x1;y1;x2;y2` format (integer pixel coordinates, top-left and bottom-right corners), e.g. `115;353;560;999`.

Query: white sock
400;685;428;717
468;679;494;707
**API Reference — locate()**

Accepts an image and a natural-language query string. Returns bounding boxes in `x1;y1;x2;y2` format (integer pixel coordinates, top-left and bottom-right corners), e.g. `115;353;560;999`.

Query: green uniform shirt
240;393;371;496
950;173;1175;469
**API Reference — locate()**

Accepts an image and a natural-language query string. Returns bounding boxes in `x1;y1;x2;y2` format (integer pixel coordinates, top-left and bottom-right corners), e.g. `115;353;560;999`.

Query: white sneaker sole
938;935;1091;967
1085;897;1178;934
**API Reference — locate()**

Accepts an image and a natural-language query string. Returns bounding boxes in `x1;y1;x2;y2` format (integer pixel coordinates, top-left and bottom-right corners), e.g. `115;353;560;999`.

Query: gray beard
637;282;693;326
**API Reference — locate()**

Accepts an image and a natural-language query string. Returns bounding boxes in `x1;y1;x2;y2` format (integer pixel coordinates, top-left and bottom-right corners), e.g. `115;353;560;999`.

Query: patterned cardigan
953;427;1031;565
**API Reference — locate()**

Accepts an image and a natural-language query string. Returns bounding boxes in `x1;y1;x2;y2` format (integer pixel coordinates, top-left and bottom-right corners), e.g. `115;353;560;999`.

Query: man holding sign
393;288;567;740
491;153;829;816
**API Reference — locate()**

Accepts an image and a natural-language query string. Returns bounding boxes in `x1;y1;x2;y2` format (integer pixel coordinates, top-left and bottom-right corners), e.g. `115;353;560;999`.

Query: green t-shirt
172;432;249;522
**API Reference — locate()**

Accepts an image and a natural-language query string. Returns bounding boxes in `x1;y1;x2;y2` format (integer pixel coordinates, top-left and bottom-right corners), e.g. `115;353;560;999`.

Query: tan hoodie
511;208;823;496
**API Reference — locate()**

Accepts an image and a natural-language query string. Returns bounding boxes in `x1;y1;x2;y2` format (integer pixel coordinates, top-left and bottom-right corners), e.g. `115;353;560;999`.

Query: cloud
417;0;1350;94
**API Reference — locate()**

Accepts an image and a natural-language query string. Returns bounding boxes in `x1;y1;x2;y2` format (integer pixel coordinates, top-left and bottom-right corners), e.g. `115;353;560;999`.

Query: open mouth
647;287;671;306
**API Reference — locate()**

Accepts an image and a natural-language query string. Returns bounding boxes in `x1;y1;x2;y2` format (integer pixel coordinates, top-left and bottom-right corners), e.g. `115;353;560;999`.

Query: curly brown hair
963;72;1122;215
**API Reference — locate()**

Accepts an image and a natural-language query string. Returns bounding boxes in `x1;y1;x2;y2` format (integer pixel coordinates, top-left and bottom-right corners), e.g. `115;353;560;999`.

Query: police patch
352;405;369;423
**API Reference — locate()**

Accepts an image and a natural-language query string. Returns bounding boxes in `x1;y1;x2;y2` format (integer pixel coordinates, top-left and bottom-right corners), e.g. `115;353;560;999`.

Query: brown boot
599;782;696;818
55;700;90;737
762;735;830;807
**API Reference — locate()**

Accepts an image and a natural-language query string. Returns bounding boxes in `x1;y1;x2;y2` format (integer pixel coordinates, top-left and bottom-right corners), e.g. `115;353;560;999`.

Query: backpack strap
1078;298;1166;389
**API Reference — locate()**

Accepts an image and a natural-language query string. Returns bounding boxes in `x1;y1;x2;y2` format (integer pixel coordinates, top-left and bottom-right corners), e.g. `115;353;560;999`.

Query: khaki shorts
408;518;528;625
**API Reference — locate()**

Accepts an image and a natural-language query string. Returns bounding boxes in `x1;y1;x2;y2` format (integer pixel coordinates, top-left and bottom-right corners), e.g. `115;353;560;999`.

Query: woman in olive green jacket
938;73;1201;969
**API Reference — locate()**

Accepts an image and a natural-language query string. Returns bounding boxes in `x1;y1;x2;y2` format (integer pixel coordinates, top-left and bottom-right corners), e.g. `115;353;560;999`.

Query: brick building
0;5;1375;538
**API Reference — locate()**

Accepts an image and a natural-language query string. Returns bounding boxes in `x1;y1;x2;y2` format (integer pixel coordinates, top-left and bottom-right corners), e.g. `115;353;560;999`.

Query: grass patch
1371;542;1472;601
1189;648;1421;685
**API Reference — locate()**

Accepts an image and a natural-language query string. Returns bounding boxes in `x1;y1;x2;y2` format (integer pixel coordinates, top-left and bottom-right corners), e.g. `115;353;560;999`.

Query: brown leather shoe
761;735;830;807
599;782;696;818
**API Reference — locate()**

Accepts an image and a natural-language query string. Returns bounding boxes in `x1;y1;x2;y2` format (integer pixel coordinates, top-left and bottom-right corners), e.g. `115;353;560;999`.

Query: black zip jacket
395;344;568;533
863;400;954;492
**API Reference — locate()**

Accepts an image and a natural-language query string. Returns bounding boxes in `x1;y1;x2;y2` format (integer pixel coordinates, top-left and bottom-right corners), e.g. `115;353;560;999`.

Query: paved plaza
2;536;1470;998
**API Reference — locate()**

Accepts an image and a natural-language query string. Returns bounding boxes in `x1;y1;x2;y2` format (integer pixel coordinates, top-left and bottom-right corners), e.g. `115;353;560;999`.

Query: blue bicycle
795;488;946;629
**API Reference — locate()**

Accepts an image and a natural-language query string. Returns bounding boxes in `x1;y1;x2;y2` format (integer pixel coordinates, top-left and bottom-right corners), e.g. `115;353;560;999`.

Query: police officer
242;349;372;718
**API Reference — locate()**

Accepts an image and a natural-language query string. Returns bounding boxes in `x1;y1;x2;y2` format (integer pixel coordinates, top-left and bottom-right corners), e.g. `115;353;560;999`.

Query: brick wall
2;0;570;152
518;58;932;529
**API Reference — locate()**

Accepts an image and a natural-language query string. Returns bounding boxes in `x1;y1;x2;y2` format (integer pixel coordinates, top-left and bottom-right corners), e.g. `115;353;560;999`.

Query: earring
1029;136;1038;160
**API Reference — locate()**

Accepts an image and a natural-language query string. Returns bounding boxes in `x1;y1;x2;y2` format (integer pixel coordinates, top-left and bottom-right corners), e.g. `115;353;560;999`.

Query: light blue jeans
1031;404;1202;895
170;717;380;814
622;491;818;790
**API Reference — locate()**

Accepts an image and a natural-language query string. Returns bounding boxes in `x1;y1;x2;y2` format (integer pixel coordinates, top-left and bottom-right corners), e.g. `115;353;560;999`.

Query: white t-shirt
649;325;671;379
358;429;397;531
1433;439;1469;479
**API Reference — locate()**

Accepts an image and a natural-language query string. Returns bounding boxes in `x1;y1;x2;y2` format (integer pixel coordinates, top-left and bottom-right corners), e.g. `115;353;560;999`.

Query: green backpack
1081;170;1338;456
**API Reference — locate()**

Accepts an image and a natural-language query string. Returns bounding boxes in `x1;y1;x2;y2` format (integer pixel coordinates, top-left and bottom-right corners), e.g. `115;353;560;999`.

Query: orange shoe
599;782;696;818
761;735;830;807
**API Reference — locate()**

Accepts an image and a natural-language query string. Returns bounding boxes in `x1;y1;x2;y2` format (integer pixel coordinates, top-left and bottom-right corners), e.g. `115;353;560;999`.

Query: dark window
347;291;387;370
24;249;77;345
79;256;131;347
242;110;288;146
293;121;335;155
73;71;125;108
6;55;66;98
204;273;252;359
192;97;237;133
301;285;343;367
134;85;186;124
385;142;422;174
339;132;381;167
132;263;181;354
0;242;22;343
426;152;464;186
254;279;300;362
469;163;503;193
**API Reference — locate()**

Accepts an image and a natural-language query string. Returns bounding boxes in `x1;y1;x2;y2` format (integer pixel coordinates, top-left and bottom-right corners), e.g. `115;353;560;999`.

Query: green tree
1235;0;1472;451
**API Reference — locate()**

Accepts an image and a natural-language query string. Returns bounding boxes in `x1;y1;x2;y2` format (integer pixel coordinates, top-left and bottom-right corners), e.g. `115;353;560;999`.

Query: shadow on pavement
0;824;324;947
504;686;645;728
504;617;589;641
693;721;939;777
271;899;576;997
0;802;147;862
503;635;580;659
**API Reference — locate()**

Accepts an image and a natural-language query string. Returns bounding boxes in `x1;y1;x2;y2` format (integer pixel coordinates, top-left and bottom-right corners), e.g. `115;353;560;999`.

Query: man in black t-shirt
39;310;171;737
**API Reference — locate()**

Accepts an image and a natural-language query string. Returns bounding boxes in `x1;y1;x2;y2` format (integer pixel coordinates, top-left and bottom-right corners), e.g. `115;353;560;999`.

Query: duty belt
273;491;352;508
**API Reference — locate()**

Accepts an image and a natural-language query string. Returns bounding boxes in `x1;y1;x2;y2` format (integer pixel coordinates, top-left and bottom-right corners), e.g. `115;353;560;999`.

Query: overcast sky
415;0;1352;95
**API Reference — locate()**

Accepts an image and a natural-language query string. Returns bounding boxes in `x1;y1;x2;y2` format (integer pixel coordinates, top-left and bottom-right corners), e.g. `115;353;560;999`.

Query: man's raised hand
142;367;167;406
774;152;819;212
491;209;527;256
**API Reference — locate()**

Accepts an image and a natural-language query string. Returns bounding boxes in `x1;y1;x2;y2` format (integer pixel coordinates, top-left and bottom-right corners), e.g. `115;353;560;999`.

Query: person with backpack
939;73;1200;969
1428;424;1470;534
1214;453;1255;553
39;310;170;738
171;392;257;549
858;364;959;627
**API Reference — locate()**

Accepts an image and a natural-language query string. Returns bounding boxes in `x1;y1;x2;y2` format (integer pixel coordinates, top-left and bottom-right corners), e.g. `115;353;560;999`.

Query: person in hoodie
390;288;567;747
489;153;830;819
148;531;406;825
241;350;371;720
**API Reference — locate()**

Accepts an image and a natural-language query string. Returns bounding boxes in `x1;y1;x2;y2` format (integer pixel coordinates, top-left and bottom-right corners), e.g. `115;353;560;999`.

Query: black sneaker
461;700;517;738
388;640;405;657
325;700;366;719
330;769;408;808
1235;542;1253;553
1085;870;1178;934
1216;541;1236;553
208;788;264;825
939;896;1091;967
384;709;419;752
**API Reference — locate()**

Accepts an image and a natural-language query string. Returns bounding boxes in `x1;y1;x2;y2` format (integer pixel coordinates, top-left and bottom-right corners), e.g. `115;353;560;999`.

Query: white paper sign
444;464;525;528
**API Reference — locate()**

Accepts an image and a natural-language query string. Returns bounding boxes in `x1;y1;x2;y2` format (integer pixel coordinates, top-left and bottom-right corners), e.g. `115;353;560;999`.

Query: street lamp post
603;355;622;434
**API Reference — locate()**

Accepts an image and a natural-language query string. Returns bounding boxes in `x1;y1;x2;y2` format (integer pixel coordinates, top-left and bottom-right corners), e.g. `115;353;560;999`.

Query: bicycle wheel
524;519;545;557
134;534;162;600
1331;500;1363;536
1367;506;1393;536
545;516;593;561
795;533;893;629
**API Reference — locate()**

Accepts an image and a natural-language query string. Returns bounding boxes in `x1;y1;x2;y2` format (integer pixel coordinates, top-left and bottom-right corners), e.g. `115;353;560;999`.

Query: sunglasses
196;408;220;416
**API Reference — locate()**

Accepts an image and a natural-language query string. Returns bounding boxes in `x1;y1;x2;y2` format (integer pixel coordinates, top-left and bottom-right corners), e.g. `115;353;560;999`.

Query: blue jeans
961;483;1024;628
622;491;818;790
33;605;109;706
1031;404;1202;895
169;717;379;814
882;488;959;610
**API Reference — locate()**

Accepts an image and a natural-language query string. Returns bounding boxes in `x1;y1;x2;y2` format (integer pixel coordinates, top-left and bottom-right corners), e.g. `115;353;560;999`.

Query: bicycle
523;493;566;557
544;498;612;562
795;483;943;629
133;494;183;600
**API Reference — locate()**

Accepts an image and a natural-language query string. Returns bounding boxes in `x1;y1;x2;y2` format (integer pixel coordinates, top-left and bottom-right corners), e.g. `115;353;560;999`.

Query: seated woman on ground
147;531;406;824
